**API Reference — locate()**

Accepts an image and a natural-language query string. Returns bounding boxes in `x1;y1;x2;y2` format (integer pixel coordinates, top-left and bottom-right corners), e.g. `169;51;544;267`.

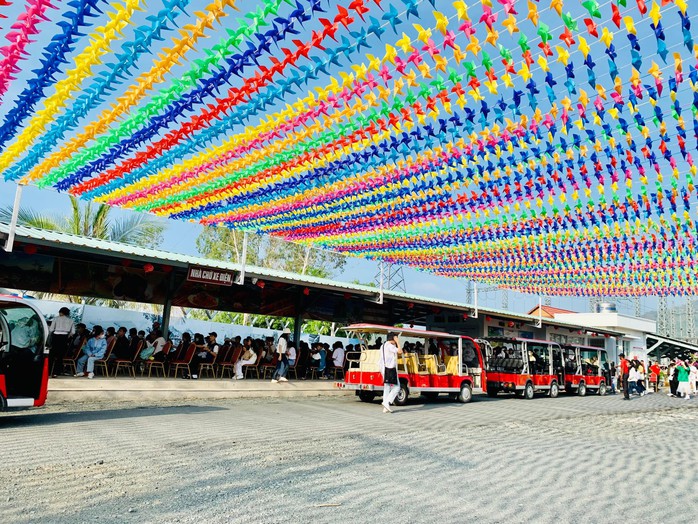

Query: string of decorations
0;0;696;296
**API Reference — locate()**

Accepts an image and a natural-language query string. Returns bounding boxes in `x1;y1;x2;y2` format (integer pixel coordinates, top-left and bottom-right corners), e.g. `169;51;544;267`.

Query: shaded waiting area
646;334;698;361
0;222;622;345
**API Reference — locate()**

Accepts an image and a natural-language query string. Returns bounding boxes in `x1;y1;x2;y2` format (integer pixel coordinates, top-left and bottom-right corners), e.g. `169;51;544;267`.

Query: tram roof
343;323;464;339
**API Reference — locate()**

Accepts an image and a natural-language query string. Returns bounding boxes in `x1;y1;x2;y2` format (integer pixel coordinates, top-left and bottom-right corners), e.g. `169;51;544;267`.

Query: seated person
304;342;326;378
328;341;345;374
109;327;132;360
262;337;275;364
75;325;107;379
233;339;257;380
370;337;383;350
186;332;219;379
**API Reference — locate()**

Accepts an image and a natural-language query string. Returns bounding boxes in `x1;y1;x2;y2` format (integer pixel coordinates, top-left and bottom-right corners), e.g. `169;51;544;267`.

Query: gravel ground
1;392;697;523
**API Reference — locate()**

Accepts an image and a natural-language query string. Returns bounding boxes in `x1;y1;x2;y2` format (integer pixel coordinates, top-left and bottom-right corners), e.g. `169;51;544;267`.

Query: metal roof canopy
0;222;623;336
646;334;698;360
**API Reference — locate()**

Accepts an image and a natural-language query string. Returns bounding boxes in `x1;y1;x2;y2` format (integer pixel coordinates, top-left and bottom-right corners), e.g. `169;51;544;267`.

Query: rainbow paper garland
0;0;697;297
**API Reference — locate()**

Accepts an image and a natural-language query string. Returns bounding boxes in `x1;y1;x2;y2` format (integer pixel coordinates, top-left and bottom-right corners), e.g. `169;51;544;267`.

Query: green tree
1;195;165;248
1;196;166;306
196;225;346;278
195;225;348;332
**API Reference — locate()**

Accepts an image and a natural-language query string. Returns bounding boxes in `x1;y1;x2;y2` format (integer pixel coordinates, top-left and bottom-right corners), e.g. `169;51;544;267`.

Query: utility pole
374;262;406;293
656;296;668;336
686;298;695;344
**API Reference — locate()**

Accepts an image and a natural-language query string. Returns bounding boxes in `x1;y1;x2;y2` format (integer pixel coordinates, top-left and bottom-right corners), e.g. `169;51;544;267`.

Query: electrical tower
374;262;407;293
686;298;696;344
656;296;668;336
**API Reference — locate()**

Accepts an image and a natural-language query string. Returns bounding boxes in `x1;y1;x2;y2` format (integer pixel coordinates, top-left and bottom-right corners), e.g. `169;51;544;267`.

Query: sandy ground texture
1;392;697;524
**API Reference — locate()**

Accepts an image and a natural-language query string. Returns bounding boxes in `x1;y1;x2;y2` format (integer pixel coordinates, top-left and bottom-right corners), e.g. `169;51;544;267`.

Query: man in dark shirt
110;327;132;360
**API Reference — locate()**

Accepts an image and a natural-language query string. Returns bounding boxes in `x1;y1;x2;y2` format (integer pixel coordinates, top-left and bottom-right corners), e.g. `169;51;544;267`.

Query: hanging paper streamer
0;0;57;98
0;0;108;149
0;0;697;297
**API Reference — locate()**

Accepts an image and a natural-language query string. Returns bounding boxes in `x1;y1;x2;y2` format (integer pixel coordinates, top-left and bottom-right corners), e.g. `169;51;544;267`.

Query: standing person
378;332;403;413
609;362;617;394
689;362;698;396
675;360;691;400
667;362;678;397
619;353;630;400
271;328;291;383
649;361;662;393
48;307;75;378
634;358;646;396
75;325;107;379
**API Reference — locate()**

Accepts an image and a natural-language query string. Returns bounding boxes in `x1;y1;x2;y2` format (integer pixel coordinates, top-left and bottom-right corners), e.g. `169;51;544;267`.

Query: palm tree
1;195;167;307
1;195;165;248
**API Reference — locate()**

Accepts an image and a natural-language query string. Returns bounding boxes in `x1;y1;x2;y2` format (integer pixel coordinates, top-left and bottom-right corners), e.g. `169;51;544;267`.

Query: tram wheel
523;382;535;400
358;391;376;403
458;382;473;403
597;382;607;396
0;392;6;412
578;381;587;397
549;381;559;398
486;384;499;397
394;382;409;406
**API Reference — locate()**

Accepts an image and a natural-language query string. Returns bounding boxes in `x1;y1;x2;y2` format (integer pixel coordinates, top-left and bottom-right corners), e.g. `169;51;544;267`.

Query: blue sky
0;0;678;317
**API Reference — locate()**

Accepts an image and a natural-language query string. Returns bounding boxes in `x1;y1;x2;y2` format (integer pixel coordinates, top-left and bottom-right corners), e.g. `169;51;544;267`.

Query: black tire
394;381;409;406
358;391;376;403
458;382;473;403
0;392;6;412
422;392;439;400
523;382;534;400
598;381;607;396
486;383;499;397
549;381;559;398
578;381;587;397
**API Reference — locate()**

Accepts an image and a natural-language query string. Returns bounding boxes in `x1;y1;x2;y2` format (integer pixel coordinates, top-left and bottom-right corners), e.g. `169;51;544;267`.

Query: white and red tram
337;323;486;405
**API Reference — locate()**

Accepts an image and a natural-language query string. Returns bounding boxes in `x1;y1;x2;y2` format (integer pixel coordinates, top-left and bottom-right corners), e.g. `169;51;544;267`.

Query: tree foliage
0;196;165;248
196;226;346;279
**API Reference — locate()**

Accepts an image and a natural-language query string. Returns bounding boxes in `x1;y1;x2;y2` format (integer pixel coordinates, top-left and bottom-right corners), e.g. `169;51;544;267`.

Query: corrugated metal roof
0;222;623;335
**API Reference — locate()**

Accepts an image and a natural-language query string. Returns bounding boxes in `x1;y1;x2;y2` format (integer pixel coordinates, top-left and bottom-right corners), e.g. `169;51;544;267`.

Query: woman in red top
619;353;630;400
649;362;661;392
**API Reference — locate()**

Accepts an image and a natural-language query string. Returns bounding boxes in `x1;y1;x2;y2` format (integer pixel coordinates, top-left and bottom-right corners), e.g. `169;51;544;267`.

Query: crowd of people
47;310;352;382
616;353;698;400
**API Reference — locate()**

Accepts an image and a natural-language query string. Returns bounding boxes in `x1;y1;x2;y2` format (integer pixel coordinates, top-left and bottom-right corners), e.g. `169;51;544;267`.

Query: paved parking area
1;392;696;523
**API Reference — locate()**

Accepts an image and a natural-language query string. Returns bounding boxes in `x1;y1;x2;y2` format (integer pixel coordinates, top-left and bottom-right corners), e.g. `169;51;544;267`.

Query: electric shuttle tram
560;344;609;396
479;337;564;399
338;324;485;405
0;296;50;411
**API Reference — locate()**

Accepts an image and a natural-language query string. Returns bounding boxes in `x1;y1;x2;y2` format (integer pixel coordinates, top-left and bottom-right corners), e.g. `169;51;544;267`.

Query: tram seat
502;358;513;371
444;356;459;375
359;350;381;372
398;354;421;374
489;357;503;371
421;355;446;375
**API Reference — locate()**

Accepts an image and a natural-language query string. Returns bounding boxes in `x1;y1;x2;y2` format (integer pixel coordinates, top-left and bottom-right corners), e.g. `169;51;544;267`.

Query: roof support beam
3;183;23;253
236;231;248;285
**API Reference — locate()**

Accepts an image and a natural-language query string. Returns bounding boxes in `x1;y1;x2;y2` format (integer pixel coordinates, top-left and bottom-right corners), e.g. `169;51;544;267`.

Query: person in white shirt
332;341;345;368
271;328;291;383
378;332;403;413
234;338;257;380
49;307;75;377
287;344;297;368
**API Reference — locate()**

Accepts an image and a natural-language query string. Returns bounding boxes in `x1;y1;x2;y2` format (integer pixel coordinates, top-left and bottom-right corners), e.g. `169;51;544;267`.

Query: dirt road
1;393;696;523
